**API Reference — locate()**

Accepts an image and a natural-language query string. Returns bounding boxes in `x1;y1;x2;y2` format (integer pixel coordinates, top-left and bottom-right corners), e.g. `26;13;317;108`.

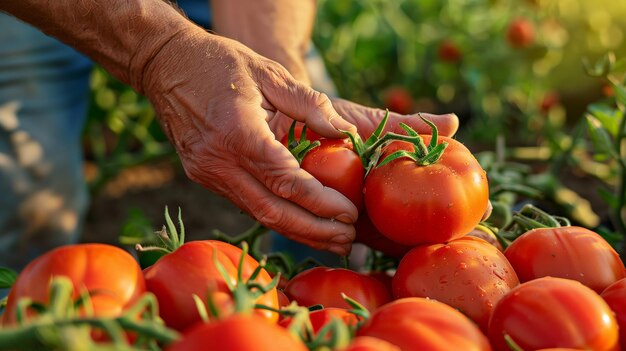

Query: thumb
259;64;356;137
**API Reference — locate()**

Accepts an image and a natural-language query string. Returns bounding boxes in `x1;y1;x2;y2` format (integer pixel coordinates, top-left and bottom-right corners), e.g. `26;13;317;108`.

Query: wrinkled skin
0;0;459;256
142;31;461;256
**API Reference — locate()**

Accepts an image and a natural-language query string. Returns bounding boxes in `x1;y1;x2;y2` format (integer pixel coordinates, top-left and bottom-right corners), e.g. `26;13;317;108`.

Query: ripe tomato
438;39;462;63
357;297;492;351
144;240;278;332
166;314;307;351
383;87;414;115
341;336;401;351
279;307;361;335
601;278;626;351
300;138;365;212
488;277;618;351
393;236;519;332
503;226;625;293
2;243;146;325
353;213;412;258
284;267;392;311
506;18;534;48
364;136;489;246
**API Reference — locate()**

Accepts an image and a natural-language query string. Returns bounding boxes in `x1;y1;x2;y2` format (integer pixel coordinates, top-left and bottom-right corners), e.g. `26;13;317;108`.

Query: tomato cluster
1;117;626;350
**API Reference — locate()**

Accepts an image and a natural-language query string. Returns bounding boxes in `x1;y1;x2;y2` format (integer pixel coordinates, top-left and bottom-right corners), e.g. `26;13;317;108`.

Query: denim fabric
0;14;93;271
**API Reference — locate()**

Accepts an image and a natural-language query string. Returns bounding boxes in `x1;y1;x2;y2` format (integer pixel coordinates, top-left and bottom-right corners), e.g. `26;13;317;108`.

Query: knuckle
267;171;300;199
252;198;289;229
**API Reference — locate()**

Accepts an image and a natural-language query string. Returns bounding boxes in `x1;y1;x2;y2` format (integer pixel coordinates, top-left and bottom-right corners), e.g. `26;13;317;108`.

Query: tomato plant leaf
0;267;17;289
587;103;620;138
598;187;620;209
585;114;616;161
613;82;626;110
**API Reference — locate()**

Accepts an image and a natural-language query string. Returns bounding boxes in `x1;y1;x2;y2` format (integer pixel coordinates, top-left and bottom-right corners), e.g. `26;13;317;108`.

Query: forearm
211;0;316;84
0;0;204;94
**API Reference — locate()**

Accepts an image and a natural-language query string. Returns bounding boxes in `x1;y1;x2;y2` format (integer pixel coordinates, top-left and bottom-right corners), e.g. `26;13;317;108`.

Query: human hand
140;30;360;255
269;98;459;141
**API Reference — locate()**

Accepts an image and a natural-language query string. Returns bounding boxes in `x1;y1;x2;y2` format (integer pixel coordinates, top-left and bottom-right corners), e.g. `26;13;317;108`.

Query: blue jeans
0;14;92;271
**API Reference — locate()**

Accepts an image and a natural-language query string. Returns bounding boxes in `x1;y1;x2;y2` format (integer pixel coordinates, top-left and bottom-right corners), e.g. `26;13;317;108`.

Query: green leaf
0;267;18;289
585;114;616;161
613;83;626;109
587;103;621;137
598;187;620;209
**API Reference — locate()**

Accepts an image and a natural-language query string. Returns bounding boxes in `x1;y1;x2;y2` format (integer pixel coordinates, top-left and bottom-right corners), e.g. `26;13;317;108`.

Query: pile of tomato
1;115;625;351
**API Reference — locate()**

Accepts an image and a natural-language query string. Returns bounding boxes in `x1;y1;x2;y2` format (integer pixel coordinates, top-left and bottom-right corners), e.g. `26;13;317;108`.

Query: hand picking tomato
166;314;307;351
393;236;519;332
144;240;278;332
364;132;489;246
357;297;492;351
284;267;392;311
2;243;146;326
504;226;625;293
488;277;619;351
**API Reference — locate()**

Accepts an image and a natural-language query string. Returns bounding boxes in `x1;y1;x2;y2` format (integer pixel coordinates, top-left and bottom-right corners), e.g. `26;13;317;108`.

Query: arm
210;0;460;139
0;0;360;255
211;0;315;84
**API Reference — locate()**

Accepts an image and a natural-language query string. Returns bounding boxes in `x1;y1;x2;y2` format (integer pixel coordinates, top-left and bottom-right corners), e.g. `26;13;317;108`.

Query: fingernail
335;213;356;224
331;115;357;134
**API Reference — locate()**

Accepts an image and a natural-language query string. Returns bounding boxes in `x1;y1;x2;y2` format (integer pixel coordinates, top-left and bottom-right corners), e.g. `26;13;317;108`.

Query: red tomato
488;277;619;351
166;314;307;351
284;267;392;311
357;297;492;351
504;226;625;293
277;289;291;309
2;243;146;325
438;39;462;63
144;240;278;331
279;307;361;335
364;136;489;246
300;138;365;212
506;18;534;48
383;87;414;115
353;213;412;258
393;236;519;332
601;278;626;351
341;336;401;351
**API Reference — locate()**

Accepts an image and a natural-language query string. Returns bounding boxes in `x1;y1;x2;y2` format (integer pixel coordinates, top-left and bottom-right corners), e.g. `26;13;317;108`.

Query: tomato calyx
0;277;178;349
497;204;571;248
377;113;449;168
342;109;434;174
193;241;280;322
285;121;322;164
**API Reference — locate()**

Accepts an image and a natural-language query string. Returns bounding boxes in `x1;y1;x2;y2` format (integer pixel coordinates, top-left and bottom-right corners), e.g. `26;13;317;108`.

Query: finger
330;98;459;138
257;62;357;138
224;166;355;255
239;133;359;223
